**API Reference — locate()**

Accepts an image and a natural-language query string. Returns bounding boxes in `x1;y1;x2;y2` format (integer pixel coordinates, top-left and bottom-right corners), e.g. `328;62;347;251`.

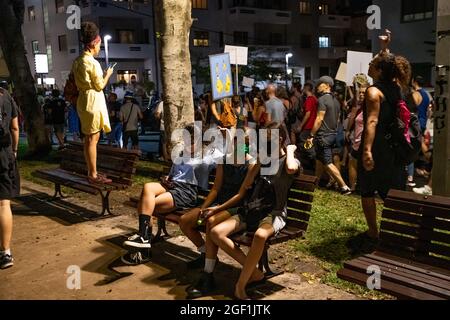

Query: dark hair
303;82;314;92
372;52;411;91
80;21;99;45
276;86;289;100
414;75;425;87
51;89;60;98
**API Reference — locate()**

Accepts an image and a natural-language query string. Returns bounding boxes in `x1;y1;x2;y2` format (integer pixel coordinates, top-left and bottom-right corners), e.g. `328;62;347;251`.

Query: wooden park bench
126;165;318;277
337;190;450;300
33;141;140;216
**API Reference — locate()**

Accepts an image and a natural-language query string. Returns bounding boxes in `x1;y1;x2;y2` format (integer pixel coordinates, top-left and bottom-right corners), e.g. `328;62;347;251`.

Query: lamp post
285;52;293;90
104;34;112;68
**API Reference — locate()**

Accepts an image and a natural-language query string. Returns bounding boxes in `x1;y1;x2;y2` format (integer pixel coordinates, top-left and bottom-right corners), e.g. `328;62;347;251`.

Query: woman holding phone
71;21;114;184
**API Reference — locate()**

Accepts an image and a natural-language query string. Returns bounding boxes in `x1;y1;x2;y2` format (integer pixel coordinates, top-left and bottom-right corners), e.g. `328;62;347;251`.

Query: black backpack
241;175;275;232
381;85;423;166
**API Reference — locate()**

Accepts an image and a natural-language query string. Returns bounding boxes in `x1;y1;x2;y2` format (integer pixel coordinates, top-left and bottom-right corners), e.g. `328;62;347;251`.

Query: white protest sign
346;51;373;85
224;45;248;66
335;62;347;83
242;76;255;88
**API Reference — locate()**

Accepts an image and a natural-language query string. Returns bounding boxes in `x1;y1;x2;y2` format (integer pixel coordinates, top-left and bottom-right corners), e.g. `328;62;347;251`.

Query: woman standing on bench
179;134;260;269
187;124;301;300
71;21;114;184
121;125;212;265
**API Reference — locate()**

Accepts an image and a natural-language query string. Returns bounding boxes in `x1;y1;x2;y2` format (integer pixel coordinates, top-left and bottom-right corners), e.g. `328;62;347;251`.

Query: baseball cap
316;76;335;88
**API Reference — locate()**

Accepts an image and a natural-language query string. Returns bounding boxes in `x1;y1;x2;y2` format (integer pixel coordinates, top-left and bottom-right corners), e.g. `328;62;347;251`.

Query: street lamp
104;34;112;68
285;53;293;90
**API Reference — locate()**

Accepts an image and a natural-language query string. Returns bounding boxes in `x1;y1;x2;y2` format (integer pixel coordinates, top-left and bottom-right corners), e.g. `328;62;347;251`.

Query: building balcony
318;47;347;60
79;0;151;17
229;7;291;25
319;15;351;29
98;43;154;60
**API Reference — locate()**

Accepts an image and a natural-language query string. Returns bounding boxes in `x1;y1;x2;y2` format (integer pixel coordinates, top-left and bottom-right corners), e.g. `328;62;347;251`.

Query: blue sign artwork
209;53;233;101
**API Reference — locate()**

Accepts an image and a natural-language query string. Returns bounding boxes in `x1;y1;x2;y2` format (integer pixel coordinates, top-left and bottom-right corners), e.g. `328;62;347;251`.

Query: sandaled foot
88;175;112;184
234;286;250;300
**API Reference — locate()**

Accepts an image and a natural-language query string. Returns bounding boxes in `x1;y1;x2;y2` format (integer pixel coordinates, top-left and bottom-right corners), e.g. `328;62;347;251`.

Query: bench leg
52;184;66;199
260;247;284;279
100;191;113;216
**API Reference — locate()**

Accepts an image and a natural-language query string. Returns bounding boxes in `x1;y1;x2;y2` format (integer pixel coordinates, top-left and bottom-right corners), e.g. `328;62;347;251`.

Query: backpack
64;73;79;106
241;175;275;232
382;86;423;166
219;99;237;128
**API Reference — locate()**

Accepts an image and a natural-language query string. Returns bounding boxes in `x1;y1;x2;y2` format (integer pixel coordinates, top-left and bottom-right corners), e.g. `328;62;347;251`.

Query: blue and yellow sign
209;53;233;101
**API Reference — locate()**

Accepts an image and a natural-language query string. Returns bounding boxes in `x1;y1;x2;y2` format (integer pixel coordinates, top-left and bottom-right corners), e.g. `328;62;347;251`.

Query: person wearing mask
120;92;143;150
306;76;352;195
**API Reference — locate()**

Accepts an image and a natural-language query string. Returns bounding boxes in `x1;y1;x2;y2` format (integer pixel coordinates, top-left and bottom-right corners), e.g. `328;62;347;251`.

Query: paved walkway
0;180;358;300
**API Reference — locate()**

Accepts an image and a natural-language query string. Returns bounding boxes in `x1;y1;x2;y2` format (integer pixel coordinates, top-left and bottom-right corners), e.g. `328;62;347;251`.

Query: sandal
88;175;112;184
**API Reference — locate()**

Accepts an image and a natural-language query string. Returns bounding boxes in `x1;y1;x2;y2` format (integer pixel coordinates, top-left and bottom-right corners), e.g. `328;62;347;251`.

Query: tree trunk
154;0;195;154
0;0;51;157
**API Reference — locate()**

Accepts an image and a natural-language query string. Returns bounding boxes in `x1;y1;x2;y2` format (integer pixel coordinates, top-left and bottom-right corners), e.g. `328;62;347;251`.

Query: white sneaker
413;185;432;196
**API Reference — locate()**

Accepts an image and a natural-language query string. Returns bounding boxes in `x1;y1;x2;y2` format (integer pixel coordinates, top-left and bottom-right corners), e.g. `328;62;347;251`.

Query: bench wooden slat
288;191;314;203
343;258;450;298
60;161;133;186
383;198;450;219
287;199;312;213
286;210;311;222
382;209;450;231
387;189;450;209
33;169;101;195
337;266;446;300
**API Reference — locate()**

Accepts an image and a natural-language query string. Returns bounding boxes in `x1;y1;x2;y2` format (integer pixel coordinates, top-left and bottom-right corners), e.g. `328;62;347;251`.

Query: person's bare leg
235;224;274;300
361;197;378;239
325;163;348;189
56;131;65;147
84;132;100;178
348;158;358;191
0;200;12;251
139;182;167;218
315;160;324;179
179;208;205;248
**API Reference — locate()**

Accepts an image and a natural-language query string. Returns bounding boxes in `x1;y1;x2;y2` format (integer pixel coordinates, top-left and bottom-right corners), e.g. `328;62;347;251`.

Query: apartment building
369;0;437;84
22;0;158;89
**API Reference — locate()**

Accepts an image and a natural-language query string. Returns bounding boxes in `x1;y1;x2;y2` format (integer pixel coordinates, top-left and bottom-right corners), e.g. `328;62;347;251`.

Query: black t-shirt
317;93;340;136
0;88;18;145
50;98;66;124
108;101;122;124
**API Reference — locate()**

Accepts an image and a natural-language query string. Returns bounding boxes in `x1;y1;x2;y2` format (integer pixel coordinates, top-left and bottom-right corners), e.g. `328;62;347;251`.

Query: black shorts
0;149;20;200
123;130;139;147
168;181;198;210
315;134;337;166
350;148;360;160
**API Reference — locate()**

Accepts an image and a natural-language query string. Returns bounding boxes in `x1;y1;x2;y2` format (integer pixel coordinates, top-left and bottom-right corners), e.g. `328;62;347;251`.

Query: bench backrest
59;142;141;186
198;171;318;235
380;189;450;270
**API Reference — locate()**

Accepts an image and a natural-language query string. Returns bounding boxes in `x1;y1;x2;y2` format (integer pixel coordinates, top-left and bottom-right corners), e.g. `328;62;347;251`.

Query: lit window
118;30;135;44
401;0;434;22
55;0;64;13
319;36;330;48
31;40;39;54
299;1;311;14
28;6;36;21
192;0;208;9
193;31;209;47
318;4;329;15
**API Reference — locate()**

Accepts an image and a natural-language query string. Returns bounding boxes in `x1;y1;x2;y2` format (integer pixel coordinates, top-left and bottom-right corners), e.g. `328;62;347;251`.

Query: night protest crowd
0;23;435;300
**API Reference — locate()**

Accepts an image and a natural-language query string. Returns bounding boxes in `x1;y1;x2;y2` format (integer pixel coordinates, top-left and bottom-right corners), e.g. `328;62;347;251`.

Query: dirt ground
0;179;359;300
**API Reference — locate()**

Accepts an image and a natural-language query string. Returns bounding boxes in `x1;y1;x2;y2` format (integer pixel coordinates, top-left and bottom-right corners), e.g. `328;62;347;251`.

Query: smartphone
108;62;117;69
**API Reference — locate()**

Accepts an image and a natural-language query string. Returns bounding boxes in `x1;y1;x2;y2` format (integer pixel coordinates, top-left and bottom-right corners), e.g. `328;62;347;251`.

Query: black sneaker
0;254;14;269
340;186;352;195
123;234;151;249
121;250;152;266
186;272;216;299
186;253;206;269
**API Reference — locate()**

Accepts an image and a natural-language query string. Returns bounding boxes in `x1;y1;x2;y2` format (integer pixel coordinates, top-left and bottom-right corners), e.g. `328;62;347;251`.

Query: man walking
0;86;20;269
306;76;351;194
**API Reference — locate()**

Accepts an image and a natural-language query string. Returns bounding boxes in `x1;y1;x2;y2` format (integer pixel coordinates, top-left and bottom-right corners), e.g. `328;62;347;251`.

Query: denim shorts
315;134;337;165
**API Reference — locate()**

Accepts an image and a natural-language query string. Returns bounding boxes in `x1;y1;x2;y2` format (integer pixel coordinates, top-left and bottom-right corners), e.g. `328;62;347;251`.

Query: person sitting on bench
179;133;260;269
187;124;301;299
121;125;212;265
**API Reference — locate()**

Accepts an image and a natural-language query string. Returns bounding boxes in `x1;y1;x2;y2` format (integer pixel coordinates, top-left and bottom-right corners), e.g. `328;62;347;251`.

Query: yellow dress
72;51;111;135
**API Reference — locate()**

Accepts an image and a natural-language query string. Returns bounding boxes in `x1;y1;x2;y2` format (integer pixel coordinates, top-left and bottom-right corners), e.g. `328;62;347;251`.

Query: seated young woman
179;133;260;269
187;123;301;299
121;125;213;265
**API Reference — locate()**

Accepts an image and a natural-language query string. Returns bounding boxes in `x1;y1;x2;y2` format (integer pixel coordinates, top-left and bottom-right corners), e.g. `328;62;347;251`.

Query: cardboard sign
242;76;255;88
224;45;248;66
209;53;234;101
346;51;373;85
335;62;347;83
